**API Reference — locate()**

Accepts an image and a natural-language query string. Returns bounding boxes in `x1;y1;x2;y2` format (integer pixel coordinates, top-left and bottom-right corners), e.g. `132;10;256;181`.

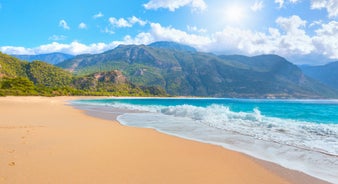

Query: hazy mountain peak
12;52;74;65
148;41;197;52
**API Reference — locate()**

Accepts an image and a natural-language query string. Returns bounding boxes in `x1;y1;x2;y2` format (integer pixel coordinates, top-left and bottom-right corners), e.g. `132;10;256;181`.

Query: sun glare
224;4;246;23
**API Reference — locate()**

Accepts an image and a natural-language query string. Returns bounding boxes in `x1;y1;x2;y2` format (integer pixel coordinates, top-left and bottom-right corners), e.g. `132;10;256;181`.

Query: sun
224;4;246;23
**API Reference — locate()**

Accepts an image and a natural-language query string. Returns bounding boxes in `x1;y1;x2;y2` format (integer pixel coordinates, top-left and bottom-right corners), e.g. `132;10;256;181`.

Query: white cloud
93;12;104;19
275;0;301;8
311;0;327;8
205;16;313;56
109;17;132;28
78;22;87;29
129;16;147;26
59;19;70;30
143;0;207;12
276;15;306;33
48;35;67;41
312;21;338;59
108;16;147;29
275;16;314;55
122;33;154;45
2;17;338;63
0;41;120;55
251;1;264;12
310;20;323;27
311;0;338;18
148;23;211;48
275;0;284;8
131;17;316;59
1;46;35;55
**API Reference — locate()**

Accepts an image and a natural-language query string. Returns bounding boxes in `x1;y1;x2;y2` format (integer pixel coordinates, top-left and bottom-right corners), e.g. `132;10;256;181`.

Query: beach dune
0;97;323;183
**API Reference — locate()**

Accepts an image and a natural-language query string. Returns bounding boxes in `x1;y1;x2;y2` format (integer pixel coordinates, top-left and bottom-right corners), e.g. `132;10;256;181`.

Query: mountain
0;52;28;78
0;52;166;96
12;52;74;65
300;62;338;90
57;43;338;98
26;61;73;88
148;41;197;52
1;52;73;95
72;70;166;96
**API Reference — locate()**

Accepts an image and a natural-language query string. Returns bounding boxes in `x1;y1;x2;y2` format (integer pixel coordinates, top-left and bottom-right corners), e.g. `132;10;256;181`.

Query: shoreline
0;96;331;184
73;100;331;184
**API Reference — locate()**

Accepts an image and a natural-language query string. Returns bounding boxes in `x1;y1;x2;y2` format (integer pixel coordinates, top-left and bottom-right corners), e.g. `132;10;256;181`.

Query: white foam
98;102;338;155
113;103;338;183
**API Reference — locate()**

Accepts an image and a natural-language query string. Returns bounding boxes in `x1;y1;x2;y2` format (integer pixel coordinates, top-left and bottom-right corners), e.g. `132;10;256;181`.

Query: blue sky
0;0;337;64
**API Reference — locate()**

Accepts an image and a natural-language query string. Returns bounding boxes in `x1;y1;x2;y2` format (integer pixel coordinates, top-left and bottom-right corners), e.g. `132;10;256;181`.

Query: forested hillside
0;52;167;97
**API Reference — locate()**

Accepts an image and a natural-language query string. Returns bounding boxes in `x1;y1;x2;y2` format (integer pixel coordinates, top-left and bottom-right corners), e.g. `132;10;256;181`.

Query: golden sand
0;96;325;183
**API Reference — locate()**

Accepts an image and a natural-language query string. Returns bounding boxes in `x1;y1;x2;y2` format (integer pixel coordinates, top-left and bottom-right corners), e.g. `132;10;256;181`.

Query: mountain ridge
300;61;338;90
148;41;197;52
57;42;338;98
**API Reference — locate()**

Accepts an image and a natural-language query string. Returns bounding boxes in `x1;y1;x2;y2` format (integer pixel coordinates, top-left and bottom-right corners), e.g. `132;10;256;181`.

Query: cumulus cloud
275;16;314;55
311;0;338;18
0;41;120;55
108;16;147;30
59;19;70;30
93;12;104;19
129;16;147;26
276;15;306;33
143;0;207;12
275;0;301;8
2;17;338;63
148;23;211;48
109;17;132;28
131;16;317;59
309;20;323;27
1;46;35;55
312;21;338;59
251;1;264;12
122;33;154;45
78;22;87;29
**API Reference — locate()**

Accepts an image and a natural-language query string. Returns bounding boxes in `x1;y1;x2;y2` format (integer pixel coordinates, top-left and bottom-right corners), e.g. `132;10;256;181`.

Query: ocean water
72;98;338;183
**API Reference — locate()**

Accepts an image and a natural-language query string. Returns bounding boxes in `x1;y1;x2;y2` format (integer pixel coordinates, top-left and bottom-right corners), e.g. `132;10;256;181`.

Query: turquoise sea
72;98;338;183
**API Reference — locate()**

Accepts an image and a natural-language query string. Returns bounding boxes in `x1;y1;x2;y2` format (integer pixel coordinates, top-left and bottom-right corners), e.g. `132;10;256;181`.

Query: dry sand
0;96;328;184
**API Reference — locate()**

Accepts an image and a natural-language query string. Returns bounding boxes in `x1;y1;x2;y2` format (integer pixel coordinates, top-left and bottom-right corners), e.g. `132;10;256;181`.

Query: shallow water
72;98;338;183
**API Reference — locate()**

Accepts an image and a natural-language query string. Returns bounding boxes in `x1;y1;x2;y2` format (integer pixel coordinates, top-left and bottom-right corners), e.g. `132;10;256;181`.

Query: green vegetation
0;52;167;97
27;61;73;88
0;77;37;96
0;52;28;78
57;42;338;98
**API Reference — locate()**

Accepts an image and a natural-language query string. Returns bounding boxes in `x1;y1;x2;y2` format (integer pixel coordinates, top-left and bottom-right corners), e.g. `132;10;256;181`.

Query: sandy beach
0;96;329;184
